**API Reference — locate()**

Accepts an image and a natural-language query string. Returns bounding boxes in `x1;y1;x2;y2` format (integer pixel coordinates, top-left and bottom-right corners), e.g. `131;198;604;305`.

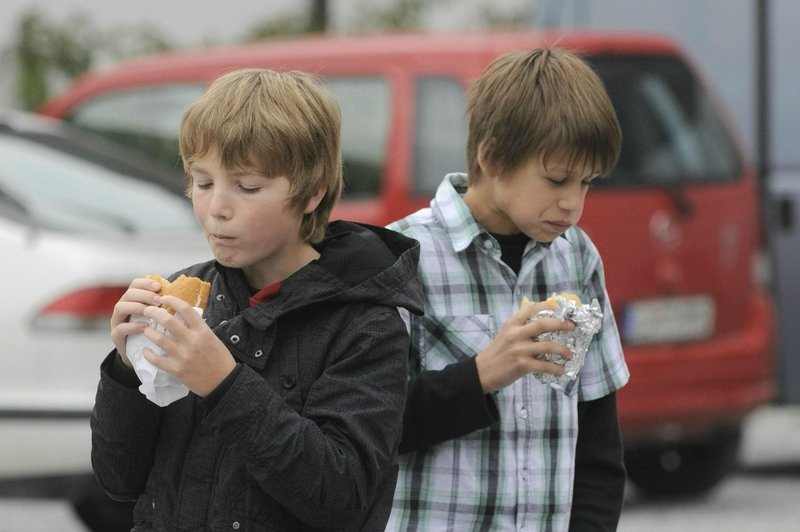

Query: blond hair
179;68;342;243
466;48;621;181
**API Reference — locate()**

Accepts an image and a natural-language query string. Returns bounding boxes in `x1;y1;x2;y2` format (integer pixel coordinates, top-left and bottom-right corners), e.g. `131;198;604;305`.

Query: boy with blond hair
91;68;422;531
387;48;630;531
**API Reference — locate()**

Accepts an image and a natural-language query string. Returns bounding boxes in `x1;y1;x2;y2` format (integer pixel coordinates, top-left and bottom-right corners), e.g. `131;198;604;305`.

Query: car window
66;77;391;200
591;55;742;186
414;77;468;196
0;133;198;232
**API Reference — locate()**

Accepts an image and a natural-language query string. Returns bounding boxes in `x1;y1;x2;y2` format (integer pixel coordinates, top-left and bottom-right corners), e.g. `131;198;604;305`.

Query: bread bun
519;292;582;319
147;274;211;312
544;292;582;308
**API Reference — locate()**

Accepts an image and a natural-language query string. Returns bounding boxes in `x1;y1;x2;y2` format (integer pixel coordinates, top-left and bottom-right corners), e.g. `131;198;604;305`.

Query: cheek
192;200;206;221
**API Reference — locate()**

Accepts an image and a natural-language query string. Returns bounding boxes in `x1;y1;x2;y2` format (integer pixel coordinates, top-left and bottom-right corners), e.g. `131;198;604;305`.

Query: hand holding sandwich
111;276;235;397
475;299;575;394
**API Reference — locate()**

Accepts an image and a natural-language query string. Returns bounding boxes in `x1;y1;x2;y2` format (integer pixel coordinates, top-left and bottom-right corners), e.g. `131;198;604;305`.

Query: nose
557;182;587;213
208;188;233;220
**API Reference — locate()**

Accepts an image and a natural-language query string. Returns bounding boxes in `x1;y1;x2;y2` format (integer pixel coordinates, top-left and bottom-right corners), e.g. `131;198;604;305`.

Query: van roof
40;29;681;115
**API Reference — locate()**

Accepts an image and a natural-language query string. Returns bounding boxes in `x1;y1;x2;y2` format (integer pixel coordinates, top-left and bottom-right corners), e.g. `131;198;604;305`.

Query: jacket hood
199;221;423;329
306;220;423;312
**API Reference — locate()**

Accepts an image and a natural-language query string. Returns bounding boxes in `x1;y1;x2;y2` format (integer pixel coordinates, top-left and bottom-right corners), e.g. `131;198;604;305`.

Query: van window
66;77;390;200
414;77;468;195
591;55;742;186
65;84;206;172
325;77;390;198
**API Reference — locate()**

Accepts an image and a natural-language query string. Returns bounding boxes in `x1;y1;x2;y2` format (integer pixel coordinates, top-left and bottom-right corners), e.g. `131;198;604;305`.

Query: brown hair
179;68;342;243
466;48;621;181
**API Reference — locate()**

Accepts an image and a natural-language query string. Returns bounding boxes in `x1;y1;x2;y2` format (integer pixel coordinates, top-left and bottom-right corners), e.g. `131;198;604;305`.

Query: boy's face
189;152;321;287
466;152;596;242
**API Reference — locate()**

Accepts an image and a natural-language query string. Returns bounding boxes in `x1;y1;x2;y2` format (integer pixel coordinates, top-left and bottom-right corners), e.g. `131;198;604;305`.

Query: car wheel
624;425;742;498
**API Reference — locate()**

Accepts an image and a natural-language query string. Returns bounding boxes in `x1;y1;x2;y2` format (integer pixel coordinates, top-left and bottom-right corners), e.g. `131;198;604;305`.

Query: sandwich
519;291;603;387
146;274;211;312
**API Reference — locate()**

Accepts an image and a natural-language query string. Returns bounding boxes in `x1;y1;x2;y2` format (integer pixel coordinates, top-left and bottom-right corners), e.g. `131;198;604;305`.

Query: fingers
142;345;172;373
110;278;162;328
143;296;202;333
530;338;572;361
522;316;575;337
516;299;556;323
140;296;206;361
110;320;149;358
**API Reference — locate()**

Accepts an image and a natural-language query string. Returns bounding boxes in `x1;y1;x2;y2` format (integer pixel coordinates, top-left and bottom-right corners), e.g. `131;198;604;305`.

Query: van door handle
779;197;794;231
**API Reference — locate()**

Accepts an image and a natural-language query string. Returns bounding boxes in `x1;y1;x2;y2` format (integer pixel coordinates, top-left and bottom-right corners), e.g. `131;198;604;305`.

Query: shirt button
232;522;240;530
484;239;494;249
216;294;226;302
230;335;241;344
282;376;296;389
519;407;528;419
254;349;263;358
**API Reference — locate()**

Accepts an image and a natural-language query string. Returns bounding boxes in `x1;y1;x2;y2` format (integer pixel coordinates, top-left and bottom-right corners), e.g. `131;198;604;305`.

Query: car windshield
0;132;198;233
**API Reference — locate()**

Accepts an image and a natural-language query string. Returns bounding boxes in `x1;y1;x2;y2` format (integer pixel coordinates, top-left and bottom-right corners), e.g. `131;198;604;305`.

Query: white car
0;110;209;530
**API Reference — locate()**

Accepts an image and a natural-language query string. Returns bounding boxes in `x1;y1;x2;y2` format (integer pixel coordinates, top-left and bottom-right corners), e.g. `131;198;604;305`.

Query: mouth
546;221;572;233
209;233;236;244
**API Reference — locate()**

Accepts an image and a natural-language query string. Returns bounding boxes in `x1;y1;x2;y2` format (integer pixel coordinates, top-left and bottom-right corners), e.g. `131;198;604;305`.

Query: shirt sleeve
91;351;163;501
569;392;626;531
577;236;629;401
399;357;499;454
108;350;142;388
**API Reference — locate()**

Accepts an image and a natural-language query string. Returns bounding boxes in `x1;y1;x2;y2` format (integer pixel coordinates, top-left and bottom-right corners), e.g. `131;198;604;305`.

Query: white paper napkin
125;307;202;407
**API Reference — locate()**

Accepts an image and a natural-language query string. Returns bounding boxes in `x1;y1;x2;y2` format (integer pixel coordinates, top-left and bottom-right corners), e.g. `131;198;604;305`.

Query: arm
91;277;167;500
400;357;499;454
400;303;575;453
568;392;626;532
91;351;163;501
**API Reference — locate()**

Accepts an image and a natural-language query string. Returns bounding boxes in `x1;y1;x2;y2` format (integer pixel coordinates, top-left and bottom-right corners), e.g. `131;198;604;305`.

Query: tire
624;425;742;498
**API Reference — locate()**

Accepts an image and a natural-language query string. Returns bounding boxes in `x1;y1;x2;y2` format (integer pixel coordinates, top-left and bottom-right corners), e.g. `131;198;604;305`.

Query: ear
303;187;326;214
477;140;498;179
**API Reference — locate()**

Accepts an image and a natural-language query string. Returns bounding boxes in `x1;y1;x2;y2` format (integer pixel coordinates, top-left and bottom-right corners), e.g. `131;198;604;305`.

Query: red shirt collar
248;280;281;307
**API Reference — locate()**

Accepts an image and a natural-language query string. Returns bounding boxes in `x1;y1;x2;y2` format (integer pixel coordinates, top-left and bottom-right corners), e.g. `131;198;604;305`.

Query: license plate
622;295;715;344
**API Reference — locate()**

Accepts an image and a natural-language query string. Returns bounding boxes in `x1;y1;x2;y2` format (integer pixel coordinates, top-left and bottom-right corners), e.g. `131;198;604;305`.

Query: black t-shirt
492;232;530;275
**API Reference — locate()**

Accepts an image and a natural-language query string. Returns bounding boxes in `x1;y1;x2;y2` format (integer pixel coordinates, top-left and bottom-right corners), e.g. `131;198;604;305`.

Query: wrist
474;355;499;394
117;350;133;369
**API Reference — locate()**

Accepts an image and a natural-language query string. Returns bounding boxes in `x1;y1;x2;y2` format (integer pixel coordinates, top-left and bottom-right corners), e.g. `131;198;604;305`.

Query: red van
39;30;775;497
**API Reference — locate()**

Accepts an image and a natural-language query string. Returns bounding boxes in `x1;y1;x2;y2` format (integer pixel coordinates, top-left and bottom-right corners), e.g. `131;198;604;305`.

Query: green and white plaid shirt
386;174;629;532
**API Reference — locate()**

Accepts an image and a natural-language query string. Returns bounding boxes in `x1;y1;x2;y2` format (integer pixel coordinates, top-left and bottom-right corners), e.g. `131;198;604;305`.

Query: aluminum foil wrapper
528;295;603;388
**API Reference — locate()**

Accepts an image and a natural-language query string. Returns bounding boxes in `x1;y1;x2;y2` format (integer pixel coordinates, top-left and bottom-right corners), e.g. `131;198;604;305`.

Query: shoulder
388;207;437;236
559;226;604;270
563;226;600;255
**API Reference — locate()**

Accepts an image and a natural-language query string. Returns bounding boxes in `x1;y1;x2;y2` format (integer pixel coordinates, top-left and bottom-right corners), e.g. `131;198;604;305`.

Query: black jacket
91;221;423;531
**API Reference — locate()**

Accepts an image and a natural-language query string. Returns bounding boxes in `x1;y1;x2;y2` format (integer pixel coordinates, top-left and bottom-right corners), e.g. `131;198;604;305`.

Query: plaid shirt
386;174;629;532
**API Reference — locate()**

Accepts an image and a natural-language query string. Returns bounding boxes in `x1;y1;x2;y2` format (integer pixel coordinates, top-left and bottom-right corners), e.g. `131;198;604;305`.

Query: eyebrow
189;166;209;176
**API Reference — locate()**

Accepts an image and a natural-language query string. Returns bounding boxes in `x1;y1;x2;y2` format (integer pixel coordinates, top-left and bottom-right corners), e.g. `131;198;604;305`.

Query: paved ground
2;405;800;532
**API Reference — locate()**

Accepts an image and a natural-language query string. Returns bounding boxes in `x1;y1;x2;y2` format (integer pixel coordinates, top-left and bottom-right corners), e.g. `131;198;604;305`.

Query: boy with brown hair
387;48;629;531
91;68;422;531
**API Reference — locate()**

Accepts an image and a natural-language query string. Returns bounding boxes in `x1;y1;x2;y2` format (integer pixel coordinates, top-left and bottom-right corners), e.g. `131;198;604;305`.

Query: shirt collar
433;173;573;253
